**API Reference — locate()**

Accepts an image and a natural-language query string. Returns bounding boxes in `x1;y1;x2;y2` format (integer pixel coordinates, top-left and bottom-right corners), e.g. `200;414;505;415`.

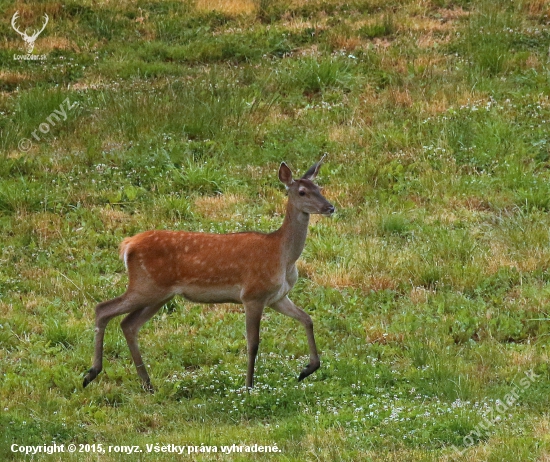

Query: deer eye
299;189;306;196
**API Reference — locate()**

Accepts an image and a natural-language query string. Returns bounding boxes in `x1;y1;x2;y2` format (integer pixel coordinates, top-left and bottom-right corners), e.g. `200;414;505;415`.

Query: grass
1;0;550;460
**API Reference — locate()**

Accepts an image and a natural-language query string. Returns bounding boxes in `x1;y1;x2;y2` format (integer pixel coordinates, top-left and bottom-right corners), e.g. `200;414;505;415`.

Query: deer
82;157;335;392
11;12;49;54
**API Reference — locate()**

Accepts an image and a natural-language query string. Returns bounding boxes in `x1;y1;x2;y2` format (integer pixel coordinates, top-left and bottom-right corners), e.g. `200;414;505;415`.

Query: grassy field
2;0;550;460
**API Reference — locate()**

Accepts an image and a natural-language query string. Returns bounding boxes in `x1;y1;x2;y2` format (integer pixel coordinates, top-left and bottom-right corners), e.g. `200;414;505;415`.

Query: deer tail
119;237;134;269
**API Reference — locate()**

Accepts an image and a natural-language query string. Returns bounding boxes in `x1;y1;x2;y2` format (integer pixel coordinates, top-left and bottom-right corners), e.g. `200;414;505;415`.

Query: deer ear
302;154;326;181
278;162;294;187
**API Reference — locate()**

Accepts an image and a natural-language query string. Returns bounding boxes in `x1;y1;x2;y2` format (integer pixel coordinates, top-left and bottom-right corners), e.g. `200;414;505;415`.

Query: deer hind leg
244;302;264;389
120;297;173;393
270;296;320;382
82;292;165;389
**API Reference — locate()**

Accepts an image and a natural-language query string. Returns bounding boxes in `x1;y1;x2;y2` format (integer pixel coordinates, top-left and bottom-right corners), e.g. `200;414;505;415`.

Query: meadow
1;0;550;460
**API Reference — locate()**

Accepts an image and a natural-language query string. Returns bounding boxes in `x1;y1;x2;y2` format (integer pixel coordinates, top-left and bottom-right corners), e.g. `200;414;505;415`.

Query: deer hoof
143;380;155;394
83;367;99;388
298;361;321;382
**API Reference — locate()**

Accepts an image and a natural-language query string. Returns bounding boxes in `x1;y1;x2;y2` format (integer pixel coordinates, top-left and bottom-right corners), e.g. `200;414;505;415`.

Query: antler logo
11;11;49;54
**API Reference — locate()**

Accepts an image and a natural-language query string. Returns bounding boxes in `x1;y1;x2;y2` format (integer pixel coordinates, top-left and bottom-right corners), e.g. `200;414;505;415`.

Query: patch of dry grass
196;0;256;15
0;71;31;87
194;193;249;220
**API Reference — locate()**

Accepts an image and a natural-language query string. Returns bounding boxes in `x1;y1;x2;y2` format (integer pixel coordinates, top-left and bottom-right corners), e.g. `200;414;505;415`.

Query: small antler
301;153;328;181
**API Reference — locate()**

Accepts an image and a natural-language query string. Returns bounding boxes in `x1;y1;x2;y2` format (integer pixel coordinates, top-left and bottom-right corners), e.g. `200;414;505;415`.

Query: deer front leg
244;302;264;389
270;296;320;381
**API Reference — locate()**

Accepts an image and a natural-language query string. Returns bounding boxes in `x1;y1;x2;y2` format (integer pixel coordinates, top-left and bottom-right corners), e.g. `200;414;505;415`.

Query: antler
30;13;49;40
11;12;26;38
11;12;49;40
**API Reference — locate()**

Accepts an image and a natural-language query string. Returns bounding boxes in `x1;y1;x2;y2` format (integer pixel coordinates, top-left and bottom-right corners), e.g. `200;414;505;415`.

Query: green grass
2;0;550;460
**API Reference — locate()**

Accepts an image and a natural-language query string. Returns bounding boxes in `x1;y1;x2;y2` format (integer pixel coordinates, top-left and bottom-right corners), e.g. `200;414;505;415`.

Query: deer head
278;154;335;216
11;11;49;54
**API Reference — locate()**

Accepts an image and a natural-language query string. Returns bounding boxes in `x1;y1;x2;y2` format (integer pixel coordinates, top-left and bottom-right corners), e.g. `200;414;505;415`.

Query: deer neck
277;200;310;267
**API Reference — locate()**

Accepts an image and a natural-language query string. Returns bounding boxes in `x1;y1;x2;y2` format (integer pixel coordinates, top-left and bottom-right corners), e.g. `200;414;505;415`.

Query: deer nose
324;205;335;216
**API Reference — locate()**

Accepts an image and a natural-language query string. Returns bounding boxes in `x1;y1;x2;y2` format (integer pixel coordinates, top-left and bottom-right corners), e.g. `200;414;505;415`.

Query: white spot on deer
192;257;204;266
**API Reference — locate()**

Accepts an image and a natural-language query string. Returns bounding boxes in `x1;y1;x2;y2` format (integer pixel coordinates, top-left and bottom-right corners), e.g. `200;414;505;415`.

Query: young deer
83;157;334;392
